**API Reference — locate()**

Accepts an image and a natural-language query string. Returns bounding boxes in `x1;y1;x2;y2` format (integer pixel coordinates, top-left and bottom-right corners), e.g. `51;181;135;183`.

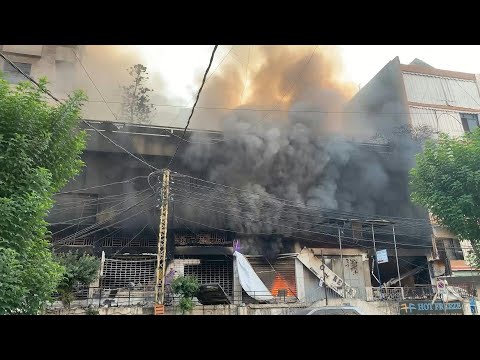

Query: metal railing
49;286;296;309
48;283;477;310
303;284;476;305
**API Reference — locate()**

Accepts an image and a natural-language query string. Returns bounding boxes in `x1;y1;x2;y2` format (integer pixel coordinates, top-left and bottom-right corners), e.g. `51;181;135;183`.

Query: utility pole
371;224;382;299
338;227;346;298
321;250;328;305
392;224;401;287
155;169;170;313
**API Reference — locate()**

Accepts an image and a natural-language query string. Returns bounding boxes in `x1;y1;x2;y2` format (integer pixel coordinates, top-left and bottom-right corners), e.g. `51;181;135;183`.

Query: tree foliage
0;74;88;314
55;252;100;308
410;130;480;266
170;276;199;314
120;64;154;124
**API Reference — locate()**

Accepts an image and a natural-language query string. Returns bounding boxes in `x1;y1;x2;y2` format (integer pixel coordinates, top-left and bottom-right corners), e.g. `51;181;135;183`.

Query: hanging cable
166;45;219;168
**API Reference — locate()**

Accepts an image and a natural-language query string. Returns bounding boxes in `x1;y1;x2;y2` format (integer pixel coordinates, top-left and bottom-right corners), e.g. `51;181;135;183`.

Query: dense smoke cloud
62;45;184;123
56;45;430;257
173;46;430;257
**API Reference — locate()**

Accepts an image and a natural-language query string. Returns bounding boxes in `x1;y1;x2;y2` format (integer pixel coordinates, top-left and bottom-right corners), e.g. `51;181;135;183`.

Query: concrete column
295;259;305;302
233;259;242;305
362;253;372;288
89;251;105;305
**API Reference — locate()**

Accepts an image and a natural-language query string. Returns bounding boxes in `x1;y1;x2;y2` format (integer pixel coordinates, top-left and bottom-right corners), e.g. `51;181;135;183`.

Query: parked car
293;306;367;315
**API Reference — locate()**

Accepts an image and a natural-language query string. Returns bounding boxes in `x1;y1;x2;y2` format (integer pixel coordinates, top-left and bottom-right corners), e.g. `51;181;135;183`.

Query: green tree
170;276;199;314
410;130;480;266
55;252;100;308
120;64;154;124
0;74;88;314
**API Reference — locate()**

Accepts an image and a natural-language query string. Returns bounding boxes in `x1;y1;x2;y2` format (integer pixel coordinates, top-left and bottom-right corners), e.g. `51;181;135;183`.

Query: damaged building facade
2;45;478;312
343;57;480;300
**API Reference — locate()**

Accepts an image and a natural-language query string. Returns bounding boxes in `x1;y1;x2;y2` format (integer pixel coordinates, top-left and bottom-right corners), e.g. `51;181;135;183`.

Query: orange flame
270;273;296;297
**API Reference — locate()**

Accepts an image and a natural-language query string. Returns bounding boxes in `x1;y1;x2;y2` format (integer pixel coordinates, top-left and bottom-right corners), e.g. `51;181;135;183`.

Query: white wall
409;106;465;137
403;73;480;109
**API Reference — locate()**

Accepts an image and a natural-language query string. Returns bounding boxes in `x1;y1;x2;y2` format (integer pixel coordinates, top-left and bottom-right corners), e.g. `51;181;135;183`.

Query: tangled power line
3;48;476;255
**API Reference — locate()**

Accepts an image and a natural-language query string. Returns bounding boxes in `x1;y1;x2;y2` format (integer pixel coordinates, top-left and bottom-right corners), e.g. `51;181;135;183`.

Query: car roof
293;306;367;315
308;307;366;314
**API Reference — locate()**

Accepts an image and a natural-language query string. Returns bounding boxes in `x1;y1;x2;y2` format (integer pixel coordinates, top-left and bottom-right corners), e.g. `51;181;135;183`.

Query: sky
133;45;480;101
337;45;480;88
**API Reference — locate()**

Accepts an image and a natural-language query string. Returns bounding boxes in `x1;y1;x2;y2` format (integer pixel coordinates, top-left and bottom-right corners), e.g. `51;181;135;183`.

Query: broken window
460;113;479;133
436;238;464;261
2;61;31;84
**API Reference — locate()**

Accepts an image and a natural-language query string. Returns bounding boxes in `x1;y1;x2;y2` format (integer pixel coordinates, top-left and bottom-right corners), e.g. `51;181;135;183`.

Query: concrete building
344;56;480;299
0;45;78;95
3;45;477;313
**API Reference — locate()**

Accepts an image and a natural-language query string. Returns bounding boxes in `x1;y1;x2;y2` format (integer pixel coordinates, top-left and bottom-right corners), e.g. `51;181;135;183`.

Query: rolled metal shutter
245;257;297;297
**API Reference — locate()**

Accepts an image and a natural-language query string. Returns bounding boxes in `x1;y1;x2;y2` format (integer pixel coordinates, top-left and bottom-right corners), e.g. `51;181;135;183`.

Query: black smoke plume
171;47;431;258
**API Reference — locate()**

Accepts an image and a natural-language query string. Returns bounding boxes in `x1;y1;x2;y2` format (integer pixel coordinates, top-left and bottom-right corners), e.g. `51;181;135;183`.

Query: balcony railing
47;283;477;310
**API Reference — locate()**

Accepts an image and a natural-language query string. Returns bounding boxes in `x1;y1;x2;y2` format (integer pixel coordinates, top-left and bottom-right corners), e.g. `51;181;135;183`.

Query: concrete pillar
362;253;372;288
233;259;242;305
295;259;305;302
89;251;105;305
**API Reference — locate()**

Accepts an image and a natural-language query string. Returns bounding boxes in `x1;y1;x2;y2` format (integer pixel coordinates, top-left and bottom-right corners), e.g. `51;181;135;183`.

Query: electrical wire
54;202;155;246
0;51;161;172
0;51;62;103
171;197;439;249
58;194;155;242
53;191;154;241
51;188;149;208
120;45;235;144
174;215;370;249
174;213;476;252
166;45;219;168
171;172;432;224
170;182;432;234
54;176;149;194
50;196;145;215
83;121;160;171
239;45;251;104
70;48;119;121
5;49;478;253
170;188;432;242
172;197;369;247
71;49;158;175
50;188;152;236
48;189;151;223
110;222;151;258
63;99;457;116
170;179;430;227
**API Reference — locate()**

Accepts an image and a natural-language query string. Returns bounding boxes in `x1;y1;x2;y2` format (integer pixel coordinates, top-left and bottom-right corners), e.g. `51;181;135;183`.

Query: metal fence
49;286;295;309
303;284;476;305
49;283;477;310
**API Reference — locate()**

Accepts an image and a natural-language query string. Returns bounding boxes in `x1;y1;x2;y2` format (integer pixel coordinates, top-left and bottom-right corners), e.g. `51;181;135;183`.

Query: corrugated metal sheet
184;259;233;296
101;257;157;289
409;106;464;137
403;73;480;109
246;257;297;297
331;256;367;289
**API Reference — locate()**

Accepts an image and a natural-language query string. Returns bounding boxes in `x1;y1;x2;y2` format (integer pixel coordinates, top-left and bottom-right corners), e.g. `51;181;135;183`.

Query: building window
2;61;32;84
460;113;479;133
3;62;32;84
437;238;464;261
